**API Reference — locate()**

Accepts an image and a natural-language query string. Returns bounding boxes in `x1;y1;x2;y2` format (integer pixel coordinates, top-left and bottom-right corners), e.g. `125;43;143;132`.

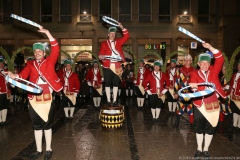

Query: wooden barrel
99;104;125;129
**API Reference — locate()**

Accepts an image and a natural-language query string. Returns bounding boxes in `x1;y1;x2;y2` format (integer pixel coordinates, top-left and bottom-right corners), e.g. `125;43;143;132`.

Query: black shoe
194;150;202;158
203;151;210;159
30;151;43;160
152;118;156;123
69;117;73;121
44;150;53;160
113;101;118;106
155;118;160;124
3;121;9;126
0;122;4;126
106;101;111;106
64;117;69;122
171;112;175;116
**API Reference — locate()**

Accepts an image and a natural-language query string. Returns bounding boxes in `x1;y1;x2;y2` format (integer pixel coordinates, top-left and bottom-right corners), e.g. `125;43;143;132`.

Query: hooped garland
227;46;240;82
0;46;32;72
162;50;187;72
60;50;103;76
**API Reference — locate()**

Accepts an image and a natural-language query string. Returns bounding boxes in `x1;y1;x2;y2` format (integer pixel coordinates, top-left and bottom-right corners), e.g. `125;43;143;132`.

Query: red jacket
19;40;63;97
166;67;178;88
59;70;80;93
142;71;170;94
229;73;240;97
0;72;8;94
189;51;226;107
98;29;129;68
134;67;150;86
85;68;102;87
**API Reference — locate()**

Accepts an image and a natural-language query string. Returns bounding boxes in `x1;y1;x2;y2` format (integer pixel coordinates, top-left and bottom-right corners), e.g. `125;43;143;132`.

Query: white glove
134;80;137;84
11;84;15;88
146;90;152;95
161;89;167;94
225;85;229;90
87;82;92;86
74;93;77;97
216;93;219;98
101;77;104;82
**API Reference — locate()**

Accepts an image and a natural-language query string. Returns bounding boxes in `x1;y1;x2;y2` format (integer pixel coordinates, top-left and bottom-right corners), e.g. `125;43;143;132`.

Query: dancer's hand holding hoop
5;71;17;79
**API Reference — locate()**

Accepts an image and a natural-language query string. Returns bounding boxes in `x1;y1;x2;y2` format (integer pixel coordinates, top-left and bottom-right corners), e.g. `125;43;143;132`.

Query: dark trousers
29;101;54;130
193;106;217;135
149;94;164;109
166;91;177;102
0;94;8;110
92;87;101;97
62;94;74;108
135;86;145;98
103;68;120;87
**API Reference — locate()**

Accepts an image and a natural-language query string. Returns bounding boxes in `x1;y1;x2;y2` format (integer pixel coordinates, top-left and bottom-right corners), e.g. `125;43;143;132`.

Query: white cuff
87;82;92;86
212;49;219;54
74;93;77;97
161;89;167;94
146;90;152;95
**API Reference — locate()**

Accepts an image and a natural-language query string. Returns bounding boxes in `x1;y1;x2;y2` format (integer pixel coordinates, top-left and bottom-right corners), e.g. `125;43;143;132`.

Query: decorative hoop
178;82;216;100
3;73;42;94
178;27;204;43
10;14;41;28
102;16;119;27
103;55;122;61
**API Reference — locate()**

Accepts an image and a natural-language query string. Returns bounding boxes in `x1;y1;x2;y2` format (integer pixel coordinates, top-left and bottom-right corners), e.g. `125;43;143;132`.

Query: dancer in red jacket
189;43;225;159
86;60;103;108
7;27;62;160
98;24;129;106
142;60;170;123
59;59;80;121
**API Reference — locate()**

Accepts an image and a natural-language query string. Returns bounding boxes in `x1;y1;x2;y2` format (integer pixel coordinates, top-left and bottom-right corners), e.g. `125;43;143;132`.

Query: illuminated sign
145;43;166;50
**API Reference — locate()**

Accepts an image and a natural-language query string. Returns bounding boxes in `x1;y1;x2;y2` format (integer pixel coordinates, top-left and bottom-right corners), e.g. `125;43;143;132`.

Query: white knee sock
137;98;141;106
140;98;145;107
97;97;101;107
237;115;240;128
34;130;43;152
172;102;177;112
126;90;128;96
130;89;133;96
0;110;2;123
118;89;121;96
93;97;97;106
2;109;7;122
151;108;156;118
203;134;213;152
44;129;52;151
70;107;75;117
168;102;172;112
156;108;161;118
146;94;148;98
105;87;111;102
64;108;69;117
113;87;118;102
233;113;238;127
196;133;203;152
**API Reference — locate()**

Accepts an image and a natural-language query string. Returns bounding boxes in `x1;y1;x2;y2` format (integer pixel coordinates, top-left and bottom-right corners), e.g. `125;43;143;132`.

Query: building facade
0;0;240;64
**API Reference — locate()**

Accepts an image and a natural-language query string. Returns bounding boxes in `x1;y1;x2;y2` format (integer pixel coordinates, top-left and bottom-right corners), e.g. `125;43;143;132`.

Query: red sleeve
18;62;31;79
85;70;91;82
47;40;59;65
74;74;80;93
142;72;150;91
163;72;170;89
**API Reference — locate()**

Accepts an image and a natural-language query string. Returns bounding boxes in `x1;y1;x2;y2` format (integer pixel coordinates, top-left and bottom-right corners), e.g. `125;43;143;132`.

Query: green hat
170;59;177;64
198;53;211;63
139;59;145;64
64;58;73;65
33;42;49;52
153;60;163;67
27;57;34;61
0;58;4;63
108;27;117;33
93;60;99;64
